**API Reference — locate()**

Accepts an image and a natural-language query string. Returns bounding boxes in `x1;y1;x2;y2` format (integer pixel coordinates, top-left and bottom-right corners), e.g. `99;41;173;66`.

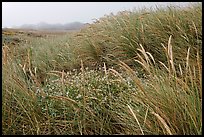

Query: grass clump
77;3;202;70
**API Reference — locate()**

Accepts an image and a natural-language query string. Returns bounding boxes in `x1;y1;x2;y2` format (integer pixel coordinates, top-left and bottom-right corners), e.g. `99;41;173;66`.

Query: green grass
2;3;202;135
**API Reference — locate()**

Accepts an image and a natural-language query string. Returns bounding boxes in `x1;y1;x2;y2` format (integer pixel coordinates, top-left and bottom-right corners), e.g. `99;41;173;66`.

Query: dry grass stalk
138;44;151;66
186;47;190;75
135;54;151;74
2;45;10;65
191;21;198;40
49;95;78;105
196;51;202;96
151;111;172;135
61;70;65;92
119;61;145;94
127;104;144;135
135;44;155;76
146;52;155;65
178;64;183;76
143;105;149;127
80;59;86;132
22;49;41;88
167;35;176;75
108;68;126;83
159;61;170;73
103;62;107;76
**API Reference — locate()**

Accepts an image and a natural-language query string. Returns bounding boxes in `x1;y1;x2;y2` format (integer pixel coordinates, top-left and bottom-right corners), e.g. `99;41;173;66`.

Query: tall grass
117;36;202;134
2;3;202;135
77;3;202;70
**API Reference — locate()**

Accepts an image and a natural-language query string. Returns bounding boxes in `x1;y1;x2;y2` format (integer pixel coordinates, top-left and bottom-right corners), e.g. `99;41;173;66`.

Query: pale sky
2;2;192;28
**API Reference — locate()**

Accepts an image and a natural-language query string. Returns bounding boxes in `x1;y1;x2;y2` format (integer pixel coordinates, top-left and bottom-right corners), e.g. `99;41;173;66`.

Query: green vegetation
2;3;202;135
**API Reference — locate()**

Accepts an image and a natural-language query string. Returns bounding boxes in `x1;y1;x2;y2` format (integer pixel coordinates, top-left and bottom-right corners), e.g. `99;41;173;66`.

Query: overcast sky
2;2;193;28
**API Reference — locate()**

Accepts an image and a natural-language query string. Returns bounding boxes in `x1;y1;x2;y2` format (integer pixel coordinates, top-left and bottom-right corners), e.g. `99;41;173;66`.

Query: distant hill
16;22;85;31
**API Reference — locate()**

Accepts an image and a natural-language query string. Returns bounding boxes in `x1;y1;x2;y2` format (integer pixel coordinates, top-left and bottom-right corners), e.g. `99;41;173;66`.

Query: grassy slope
2;3;202;135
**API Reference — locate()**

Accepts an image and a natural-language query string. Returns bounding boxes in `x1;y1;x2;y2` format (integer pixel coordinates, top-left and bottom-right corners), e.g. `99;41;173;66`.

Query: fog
2;2;193;28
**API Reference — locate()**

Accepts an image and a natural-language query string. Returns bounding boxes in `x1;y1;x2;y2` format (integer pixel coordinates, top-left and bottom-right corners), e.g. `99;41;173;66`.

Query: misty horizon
7;21;86;28
3;2;194;28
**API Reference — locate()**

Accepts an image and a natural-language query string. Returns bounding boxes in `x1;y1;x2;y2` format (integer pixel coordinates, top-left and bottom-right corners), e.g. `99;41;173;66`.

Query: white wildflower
76;94;82;99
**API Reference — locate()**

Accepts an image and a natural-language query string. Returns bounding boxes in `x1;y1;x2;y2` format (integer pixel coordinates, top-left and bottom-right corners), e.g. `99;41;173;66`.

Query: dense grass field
2;3;202;135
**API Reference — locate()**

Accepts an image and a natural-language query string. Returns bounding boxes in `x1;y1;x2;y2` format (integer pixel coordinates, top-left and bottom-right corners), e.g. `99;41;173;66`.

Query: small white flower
76;94;82;99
